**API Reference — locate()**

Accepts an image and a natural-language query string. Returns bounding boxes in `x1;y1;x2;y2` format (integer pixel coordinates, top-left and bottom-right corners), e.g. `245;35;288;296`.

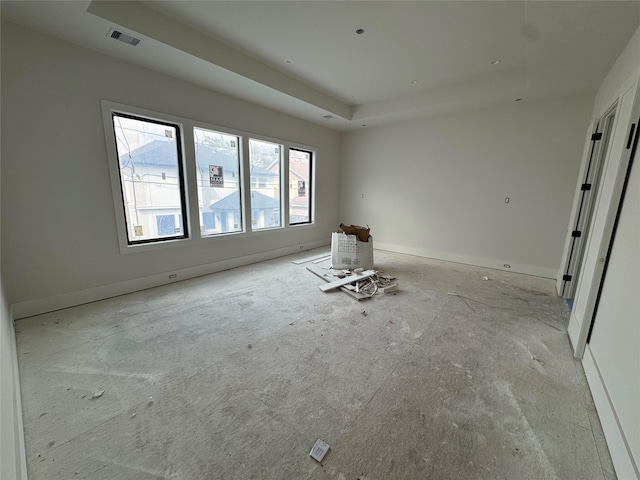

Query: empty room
1;1;639;479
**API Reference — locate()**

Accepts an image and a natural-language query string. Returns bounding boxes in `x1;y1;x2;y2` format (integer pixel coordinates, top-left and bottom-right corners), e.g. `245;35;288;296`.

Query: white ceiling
2;1;639;131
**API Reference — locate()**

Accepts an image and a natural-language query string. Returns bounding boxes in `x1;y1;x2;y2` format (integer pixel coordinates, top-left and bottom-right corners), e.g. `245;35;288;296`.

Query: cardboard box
339;223;370;242
331;232;374;270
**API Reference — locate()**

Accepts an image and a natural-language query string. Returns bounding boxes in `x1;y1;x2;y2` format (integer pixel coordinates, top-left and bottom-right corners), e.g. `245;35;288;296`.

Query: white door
586;112;639;478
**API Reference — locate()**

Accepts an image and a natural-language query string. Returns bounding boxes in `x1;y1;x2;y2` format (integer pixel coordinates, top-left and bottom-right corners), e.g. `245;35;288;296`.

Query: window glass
249;139;281;230
105;103;316;252
289;148;312;224
194;127;242;236
112;113;187;244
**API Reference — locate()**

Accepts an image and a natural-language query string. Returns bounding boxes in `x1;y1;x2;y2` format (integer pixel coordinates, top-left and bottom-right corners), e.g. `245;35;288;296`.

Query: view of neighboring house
117;132;281;240
114;117;308;240
269;148;312;224
117;136;186;241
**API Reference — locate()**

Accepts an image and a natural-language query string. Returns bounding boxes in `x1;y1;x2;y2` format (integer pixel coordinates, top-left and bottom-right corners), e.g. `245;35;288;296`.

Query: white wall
592;26;640;119
1;21;341;317
339;95;593;277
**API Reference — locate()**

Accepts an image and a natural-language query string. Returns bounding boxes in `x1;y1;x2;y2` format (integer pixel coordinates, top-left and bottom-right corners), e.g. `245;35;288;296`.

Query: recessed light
285;58;293;64
410;80;419;85
356;28;365;35
490;59;501;65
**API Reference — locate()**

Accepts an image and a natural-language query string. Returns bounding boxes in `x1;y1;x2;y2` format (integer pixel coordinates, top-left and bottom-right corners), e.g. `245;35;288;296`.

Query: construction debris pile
294;224;399;300
331;268;397;295
308;265;398;300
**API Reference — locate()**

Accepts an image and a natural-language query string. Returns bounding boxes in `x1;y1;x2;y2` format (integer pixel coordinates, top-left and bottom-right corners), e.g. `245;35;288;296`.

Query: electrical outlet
310;439;330;462
169;274;177;279
503;264;511;269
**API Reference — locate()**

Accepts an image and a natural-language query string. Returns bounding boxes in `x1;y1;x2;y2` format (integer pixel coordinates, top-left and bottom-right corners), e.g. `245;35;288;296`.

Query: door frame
558;105;616;300
565;74;640;359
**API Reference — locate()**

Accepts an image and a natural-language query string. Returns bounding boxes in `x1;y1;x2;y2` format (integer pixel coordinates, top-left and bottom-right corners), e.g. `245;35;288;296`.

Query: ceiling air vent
107;28;141;46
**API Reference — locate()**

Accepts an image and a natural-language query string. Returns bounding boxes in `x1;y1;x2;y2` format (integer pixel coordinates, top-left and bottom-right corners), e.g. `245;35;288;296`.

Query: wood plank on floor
291;251;331;264
306;266;370;300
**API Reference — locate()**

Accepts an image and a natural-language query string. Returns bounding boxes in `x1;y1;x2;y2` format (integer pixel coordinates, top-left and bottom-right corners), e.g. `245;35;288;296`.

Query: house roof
120;139;241;172
289;159;309;181
120;139;277;177
210;190;280;211
266;158;308;181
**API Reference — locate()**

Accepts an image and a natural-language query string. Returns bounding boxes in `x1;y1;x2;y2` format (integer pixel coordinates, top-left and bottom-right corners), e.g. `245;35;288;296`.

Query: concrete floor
16;249;615;480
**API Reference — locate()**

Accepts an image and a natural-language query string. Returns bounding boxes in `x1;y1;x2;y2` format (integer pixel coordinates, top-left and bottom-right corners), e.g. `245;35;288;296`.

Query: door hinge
591;132;602;141
563;274;572;281
572;230;582;238
581;183;592;191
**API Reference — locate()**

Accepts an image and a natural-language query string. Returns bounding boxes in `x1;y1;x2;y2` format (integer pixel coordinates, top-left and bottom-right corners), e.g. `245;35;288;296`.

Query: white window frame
101;100;316;255
193;126;244;237
109;111;190;245
288;146;314;226
247;137;284;232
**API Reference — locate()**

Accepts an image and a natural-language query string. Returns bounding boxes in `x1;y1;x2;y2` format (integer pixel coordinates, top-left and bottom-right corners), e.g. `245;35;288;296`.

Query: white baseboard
10;240;328;320
1;315;28;479
374;242;558;279
583;346;639;480
11;241;558;320
11;316;28;479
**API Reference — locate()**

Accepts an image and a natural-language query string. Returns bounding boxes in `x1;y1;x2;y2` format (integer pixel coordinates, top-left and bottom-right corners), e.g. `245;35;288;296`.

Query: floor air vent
107;28;141;46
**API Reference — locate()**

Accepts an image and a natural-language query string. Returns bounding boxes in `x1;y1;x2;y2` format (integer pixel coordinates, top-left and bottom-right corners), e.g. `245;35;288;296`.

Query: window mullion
182;123;200;239
283;146;291;227
241;136;253;234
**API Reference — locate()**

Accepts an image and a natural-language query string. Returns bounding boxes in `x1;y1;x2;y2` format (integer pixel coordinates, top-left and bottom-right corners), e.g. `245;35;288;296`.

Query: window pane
249;139;281;230
289;148;312;224
112;113;187;244
194;127;242;236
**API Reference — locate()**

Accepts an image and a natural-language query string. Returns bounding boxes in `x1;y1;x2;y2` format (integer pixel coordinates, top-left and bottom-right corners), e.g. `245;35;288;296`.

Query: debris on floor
291;251;331;265
89;389;104;400
309;438;330;462
531;355;545;366
379;283;399;294
307;266;398;300
307;266;370;300
299;225;399;299
483;276;489;281
319;269;376;292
